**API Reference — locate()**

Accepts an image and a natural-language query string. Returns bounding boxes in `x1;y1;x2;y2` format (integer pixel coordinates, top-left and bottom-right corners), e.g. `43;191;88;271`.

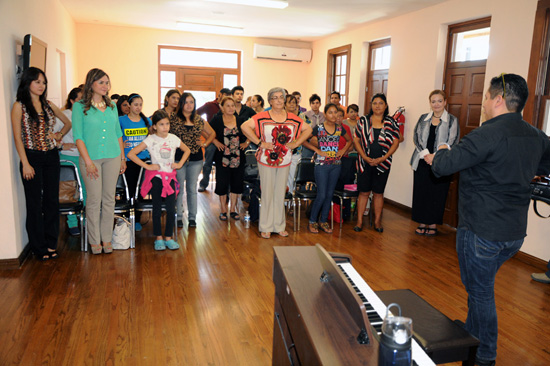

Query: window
158;46;241;109
371;45;391;70
326;45;351;106
451;27;490;62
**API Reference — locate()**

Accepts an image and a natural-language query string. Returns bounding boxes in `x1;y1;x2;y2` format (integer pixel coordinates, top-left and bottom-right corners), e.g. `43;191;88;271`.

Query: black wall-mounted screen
22;34;47;72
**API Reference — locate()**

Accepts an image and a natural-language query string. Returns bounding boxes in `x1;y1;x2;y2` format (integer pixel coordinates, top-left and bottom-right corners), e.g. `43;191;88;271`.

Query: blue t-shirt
119;115;150;160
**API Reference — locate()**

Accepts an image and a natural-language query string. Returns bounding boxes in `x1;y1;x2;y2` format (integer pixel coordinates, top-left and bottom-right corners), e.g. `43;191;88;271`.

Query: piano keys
272;244;435;366
338;262;436;366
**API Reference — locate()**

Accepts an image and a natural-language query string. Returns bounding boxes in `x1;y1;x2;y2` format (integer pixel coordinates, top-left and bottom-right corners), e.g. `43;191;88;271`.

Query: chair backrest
135;167;147;201
244;149;258;179
59;160;83;201
295;159;316;186
116;173;130;202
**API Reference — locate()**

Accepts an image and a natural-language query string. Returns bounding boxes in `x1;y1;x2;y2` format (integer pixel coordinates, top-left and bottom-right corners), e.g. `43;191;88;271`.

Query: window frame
326;44;352;107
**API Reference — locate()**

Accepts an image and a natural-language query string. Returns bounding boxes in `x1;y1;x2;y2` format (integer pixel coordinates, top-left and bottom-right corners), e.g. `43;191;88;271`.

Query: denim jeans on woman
176;159;203;221
456;228;523;362
309;164;341;223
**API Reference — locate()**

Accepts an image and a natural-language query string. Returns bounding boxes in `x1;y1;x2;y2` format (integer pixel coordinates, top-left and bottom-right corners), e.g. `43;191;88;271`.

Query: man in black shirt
432;73;550;366
230;85;256;122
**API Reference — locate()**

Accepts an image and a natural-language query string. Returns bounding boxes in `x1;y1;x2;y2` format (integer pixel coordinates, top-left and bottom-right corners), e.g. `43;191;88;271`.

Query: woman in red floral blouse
241;87;312;239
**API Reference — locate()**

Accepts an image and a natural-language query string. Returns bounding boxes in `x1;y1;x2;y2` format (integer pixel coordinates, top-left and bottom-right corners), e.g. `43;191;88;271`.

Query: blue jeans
456;228;523;361
199;144;216;189
176;160;203;221
310;164;341;223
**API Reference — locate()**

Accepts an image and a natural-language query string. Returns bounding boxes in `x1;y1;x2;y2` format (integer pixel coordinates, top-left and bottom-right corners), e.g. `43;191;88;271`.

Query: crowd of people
12;65;476;259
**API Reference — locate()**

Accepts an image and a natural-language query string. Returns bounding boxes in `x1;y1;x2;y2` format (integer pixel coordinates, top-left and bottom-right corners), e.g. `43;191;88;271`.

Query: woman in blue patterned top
303;103;352;234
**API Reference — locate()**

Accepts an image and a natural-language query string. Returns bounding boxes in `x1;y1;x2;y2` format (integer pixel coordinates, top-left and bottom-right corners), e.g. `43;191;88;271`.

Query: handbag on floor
59;180;78;203
112;215;131;250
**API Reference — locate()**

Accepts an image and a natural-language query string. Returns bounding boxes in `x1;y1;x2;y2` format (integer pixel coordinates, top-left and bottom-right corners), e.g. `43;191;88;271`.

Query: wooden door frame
326;44;352;106
442;17;491;94
364;39;391;114
524;0;550;129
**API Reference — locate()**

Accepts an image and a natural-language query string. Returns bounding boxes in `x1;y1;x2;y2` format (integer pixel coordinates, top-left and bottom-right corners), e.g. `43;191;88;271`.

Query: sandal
90;244;102;255
38;253;50;261
415;226;427;235
260;232;271;239
319;222;333;234
219;213;228;221
154;239;166;251
277;231;289;237
102;242;113;254
230;212;240;220
425;228;438;237
47;250;59;259
353;226;363;232
308;222;319;234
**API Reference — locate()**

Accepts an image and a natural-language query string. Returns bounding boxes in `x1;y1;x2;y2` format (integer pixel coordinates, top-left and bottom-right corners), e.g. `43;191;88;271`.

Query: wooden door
442;18;490;227
364;39;390;114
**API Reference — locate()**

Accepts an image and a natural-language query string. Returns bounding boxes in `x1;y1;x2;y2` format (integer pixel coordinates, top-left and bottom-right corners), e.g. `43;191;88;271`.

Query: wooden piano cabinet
272;245;378;366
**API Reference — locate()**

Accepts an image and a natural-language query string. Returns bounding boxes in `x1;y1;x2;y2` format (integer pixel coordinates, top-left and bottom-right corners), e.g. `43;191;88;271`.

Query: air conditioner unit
253;44;312;63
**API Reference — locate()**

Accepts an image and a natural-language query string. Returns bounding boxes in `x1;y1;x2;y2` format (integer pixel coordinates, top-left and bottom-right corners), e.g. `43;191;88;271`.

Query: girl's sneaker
154;239;166;251
165;239;180;250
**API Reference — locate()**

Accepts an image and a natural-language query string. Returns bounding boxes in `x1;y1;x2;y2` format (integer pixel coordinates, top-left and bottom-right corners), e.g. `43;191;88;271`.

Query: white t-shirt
143;133;182;173
54;109;79;156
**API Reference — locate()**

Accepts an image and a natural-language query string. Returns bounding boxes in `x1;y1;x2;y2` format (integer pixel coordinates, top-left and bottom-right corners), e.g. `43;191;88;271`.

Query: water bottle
243;211;251;228
378;303;413;366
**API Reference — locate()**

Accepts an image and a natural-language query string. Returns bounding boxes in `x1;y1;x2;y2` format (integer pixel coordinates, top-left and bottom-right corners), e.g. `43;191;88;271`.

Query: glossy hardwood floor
0;190;549;365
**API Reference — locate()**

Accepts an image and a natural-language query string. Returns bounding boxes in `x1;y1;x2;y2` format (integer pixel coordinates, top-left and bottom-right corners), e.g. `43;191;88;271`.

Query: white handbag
112;215;131;250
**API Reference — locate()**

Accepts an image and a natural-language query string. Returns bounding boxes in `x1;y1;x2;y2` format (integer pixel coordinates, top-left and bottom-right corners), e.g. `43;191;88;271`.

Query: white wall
306;0;550;262
0;0;77;259
75;23;312;117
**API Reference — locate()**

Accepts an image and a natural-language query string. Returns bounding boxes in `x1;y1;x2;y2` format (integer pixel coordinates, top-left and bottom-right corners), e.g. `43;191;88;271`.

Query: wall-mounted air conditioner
253;44;312;63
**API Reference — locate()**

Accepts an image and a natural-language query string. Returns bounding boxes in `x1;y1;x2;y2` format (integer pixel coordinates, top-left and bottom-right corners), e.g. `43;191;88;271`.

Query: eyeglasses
270;95;285;101
500;73;506;98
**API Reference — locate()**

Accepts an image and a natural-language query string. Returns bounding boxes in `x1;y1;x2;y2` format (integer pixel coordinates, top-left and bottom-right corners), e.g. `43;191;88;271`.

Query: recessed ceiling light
202;0;288;9
176;21;245;35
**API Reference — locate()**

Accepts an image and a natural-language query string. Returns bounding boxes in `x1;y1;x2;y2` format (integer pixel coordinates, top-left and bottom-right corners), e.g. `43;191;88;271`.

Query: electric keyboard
338;262;436;366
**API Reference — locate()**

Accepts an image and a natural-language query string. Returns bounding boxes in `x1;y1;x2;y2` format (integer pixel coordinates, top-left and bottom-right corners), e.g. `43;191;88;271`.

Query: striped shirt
355;115;399;173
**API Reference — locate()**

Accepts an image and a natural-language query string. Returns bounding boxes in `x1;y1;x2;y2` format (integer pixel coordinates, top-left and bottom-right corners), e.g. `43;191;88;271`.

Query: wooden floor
1;190;549;366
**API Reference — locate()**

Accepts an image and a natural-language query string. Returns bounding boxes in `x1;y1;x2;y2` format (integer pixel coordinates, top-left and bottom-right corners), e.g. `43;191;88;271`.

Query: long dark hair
81;68;113;115
16;67;52;124
176;92;197;122
128;93;150;128
117;95;129;116
164;89;181;108
367;93;390;118
64;87;82;110
253;94;265;108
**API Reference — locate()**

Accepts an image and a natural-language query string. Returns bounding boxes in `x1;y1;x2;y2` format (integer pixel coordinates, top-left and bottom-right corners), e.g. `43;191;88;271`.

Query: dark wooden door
364;39;390;114
442;18;490;227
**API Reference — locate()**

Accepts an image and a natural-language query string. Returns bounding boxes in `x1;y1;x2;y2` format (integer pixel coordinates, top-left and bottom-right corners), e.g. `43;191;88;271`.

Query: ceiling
60;0;447;41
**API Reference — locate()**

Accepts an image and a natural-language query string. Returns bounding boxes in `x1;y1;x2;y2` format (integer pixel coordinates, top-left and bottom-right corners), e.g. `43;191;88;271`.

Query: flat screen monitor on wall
23;34;47;72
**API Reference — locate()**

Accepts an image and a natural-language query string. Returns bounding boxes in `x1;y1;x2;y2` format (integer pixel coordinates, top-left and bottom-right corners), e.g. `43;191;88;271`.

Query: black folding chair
293;159;318;231
59;160;85;251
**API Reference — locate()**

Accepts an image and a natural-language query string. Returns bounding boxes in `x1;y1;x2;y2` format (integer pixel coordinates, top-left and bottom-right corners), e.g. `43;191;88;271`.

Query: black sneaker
189;219;197;228
198;186;206;192
177;220;184;228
